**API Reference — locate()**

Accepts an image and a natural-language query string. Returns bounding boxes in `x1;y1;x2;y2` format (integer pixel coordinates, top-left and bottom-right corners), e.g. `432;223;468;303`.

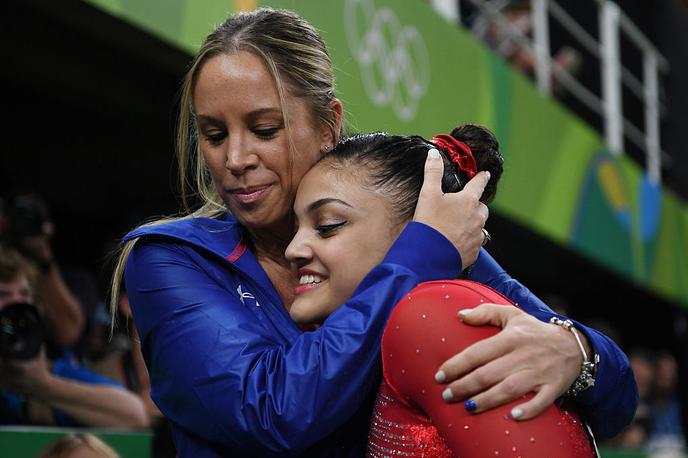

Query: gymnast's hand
434;304;590;420
413;148;490;268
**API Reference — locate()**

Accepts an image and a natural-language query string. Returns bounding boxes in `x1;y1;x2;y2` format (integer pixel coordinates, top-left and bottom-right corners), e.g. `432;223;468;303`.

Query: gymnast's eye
315;221;347;237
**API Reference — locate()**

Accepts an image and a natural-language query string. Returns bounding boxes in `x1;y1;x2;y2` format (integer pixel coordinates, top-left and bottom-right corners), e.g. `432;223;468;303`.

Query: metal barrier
430;0;669;183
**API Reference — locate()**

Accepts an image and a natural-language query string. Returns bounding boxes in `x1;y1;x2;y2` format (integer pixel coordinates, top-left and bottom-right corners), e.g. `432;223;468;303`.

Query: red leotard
367;280;596;457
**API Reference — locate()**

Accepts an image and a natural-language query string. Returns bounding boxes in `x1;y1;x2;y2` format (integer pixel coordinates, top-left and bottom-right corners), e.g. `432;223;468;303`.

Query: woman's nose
285;230;312;265
225;135;259;174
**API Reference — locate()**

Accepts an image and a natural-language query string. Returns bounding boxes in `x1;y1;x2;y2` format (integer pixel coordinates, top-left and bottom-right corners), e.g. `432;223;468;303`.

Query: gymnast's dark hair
321;124;503;225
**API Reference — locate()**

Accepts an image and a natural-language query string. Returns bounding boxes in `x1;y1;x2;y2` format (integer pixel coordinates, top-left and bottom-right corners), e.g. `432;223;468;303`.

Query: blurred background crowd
0;194;175;456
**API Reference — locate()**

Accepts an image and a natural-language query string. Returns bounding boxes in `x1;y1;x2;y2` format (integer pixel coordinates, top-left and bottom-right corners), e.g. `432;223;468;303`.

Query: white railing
430;0;669;183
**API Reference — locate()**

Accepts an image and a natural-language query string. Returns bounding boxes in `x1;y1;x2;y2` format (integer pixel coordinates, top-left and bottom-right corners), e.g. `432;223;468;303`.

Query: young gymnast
286;125;599;456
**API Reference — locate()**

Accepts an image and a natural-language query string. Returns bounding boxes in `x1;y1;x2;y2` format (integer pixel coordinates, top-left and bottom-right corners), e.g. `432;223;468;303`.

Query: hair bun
450;124;503;204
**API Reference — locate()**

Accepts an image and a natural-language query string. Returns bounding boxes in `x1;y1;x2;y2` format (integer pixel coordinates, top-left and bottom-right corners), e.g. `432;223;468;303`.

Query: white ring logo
345;0;430;122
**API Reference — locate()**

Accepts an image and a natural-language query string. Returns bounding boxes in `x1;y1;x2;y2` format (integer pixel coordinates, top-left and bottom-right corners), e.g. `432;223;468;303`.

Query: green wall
0;427;151;457
82;0;688;307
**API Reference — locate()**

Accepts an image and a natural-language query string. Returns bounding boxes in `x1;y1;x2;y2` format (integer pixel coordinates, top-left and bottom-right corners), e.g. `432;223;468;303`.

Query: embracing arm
126;223;461;455
460;248;638;437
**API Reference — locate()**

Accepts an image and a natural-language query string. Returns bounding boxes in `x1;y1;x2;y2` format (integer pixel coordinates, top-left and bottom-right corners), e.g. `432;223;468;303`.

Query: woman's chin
289;302;328;326
289;305;314;325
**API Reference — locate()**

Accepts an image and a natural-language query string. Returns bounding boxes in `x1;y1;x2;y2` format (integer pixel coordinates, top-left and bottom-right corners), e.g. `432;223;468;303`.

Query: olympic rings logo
344;0;430;122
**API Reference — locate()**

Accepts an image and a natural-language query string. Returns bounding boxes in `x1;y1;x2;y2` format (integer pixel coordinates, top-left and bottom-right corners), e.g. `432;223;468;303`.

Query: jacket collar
123;213;245;262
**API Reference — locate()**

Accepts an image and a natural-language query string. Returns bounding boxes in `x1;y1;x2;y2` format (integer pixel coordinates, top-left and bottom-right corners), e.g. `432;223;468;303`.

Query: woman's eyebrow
195;108;282;124
195;114;223;125
307;198;353;213
246;107;282;120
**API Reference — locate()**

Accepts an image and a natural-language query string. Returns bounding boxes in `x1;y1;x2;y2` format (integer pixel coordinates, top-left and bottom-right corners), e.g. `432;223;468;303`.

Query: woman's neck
248;226;293;267
245;223;298;309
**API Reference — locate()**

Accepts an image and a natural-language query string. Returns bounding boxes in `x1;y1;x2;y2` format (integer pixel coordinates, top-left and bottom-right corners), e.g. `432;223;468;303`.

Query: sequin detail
560;402;598;457
367;384;453;457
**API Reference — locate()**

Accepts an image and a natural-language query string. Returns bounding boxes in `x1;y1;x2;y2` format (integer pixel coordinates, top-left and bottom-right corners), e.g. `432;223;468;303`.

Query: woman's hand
413;149;490;268
434;304;587;420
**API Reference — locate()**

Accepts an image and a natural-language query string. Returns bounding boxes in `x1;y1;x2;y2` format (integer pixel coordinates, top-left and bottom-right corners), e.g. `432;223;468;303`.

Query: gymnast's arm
382;281;595;457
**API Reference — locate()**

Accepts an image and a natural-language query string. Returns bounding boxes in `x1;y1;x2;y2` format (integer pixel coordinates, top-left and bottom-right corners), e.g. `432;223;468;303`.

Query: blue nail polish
464;399;477;412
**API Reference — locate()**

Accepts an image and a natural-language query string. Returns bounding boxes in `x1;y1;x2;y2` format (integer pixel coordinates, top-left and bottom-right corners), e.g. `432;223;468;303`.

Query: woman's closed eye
254;127;279;139
203;130;227;145
316;221;347;237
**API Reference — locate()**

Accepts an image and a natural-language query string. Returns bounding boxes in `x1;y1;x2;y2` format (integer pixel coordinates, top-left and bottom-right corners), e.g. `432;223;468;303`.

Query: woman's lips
230;185;271;205
294;269;325;296
294;282;322;296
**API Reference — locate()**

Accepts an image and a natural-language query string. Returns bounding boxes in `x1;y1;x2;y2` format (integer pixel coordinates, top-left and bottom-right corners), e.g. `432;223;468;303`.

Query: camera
0;302;44;360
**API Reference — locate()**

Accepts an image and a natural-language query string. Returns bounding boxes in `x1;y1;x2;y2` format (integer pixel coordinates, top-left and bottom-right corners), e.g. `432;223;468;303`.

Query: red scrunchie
431;134;477;179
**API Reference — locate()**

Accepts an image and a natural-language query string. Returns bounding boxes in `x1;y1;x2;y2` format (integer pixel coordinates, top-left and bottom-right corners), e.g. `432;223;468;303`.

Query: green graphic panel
83;0;688;307
570;153;634;276
492;73;603;243
0;427;151;457
84;0;235;53
651;193;688;300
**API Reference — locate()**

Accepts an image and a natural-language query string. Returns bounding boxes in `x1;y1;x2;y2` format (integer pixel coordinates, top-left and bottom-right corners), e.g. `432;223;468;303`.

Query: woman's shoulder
124;212;238;239
123;213;243;256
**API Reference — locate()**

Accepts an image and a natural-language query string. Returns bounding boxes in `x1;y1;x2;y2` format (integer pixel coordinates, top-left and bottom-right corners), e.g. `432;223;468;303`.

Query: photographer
0;194;84;349
0;246;148;428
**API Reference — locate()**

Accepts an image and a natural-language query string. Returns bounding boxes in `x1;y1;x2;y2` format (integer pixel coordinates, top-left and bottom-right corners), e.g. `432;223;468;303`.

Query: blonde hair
38;433;119;458
110;8;341;320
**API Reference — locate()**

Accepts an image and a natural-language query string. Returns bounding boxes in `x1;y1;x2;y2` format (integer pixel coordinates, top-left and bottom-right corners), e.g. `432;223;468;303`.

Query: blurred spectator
38;433;119;458
605;348;687;456
0;193;84;348
469;0;582;96
88;289;159;419
608;349;654;449
86;287;176;457
0;246;148;428
647;352;687;455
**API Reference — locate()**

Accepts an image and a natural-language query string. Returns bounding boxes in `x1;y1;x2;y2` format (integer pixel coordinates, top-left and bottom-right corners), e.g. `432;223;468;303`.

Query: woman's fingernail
435;370;446;383
442;388;454;401
428;148;440;160
511;407;524;419
458;309;473;318
485;170;491;181
464;399;477;412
